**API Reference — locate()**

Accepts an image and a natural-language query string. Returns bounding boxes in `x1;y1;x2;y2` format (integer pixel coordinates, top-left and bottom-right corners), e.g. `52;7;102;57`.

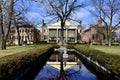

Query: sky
23;0;98;30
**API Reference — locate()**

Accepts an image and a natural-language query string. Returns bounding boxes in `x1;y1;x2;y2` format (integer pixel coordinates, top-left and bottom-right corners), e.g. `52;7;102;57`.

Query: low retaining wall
74;49;119;80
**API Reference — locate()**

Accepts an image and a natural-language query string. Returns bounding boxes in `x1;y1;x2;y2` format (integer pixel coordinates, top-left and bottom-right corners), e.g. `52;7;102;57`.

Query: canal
34;51;97;80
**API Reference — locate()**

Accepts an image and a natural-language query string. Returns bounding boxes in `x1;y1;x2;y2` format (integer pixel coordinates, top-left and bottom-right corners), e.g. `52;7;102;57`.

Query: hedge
73;45;120;75
0;44;59;79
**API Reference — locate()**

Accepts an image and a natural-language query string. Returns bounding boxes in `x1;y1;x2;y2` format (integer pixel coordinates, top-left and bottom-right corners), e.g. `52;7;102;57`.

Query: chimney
98;20;102;27
80;20;82;26
41;19;44;40
42;19;44;26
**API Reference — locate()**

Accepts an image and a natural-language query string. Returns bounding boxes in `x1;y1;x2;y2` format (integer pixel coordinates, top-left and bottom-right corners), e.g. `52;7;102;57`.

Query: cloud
26;12;42;18
71;8;91;20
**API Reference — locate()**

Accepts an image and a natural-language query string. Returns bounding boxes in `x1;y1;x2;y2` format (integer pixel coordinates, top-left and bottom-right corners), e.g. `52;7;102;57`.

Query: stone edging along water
73;49;120;80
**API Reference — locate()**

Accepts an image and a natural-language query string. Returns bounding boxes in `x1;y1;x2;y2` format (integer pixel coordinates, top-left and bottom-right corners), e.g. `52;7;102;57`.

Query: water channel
34;50;97;80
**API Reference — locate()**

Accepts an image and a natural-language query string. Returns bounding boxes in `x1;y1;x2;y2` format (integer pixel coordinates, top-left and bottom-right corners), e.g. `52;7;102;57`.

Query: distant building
81;20;116;44
41;20;83;43
81;20;107;43
8;24;41;45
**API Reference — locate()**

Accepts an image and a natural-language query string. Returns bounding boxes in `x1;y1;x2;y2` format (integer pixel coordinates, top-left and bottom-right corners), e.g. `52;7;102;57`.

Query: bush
33;41;47;44
0;44;57;79
73;45;120;75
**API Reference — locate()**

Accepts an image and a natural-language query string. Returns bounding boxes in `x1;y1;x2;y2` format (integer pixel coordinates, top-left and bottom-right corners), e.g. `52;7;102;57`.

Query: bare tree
0;1;3;50
90;0;120;46
0;0;14;50
34;0;84;79
13;1;29;46
0;0;30;49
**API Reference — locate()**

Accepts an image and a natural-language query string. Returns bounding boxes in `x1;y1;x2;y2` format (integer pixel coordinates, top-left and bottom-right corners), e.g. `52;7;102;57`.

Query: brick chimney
80;20;82;26
42;19;44;26
98;20;102;27
41;19;44;40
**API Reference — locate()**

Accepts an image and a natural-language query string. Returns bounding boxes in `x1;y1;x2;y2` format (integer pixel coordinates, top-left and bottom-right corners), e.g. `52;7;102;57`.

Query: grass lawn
90;45;120;55
0;44;43;58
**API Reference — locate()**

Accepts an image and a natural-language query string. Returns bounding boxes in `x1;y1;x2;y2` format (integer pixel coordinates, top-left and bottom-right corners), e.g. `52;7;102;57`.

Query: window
31;29;33;33
25;36;27;39
69;37;75;42
28;29;29;33
23;36;26;41
78;29;80;33
29;29;32;33
28;35;33;40
19;29;21;33
22;29;24;33
92;35;95;40
25;29;27;32
13;36;15;40
80;30;81;33
12;30;15;33
44;35;47;39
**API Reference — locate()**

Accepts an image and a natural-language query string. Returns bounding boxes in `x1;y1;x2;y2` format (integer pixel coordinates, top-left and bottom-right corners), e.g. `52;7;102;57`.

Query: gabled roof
47;20;78;27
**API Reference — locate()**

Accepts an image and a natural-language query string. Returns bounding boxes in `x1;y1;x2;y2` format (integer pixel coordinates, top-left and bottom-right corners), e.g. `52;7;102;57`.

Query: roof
18;24;34;28
46;20;78;27
84;24;106;33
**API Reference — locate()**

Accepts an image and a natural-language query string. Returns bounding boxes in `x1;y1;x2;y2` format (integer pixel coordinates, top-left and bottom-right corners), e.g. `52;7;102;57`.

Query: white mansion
41;20;82;43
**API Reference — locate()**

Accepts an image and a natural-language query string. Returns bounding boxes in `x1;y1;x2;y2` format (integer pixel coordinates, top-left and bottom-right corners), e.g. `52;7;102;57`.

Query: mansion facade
8;25;40;45
41;20;82;43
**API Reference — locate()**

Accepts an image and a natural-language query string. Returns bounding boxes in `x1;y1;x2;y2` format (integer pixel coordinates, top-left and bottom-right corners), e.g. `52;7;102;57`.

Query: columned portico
44;20;79;43
75;29;77;43
56;28;59;43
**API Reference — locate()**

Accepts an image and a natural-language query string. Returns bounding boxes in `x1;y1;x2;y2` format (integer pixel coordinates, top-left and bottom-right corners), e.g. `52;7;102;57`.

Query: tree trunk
16;24;21;46
61;21;65;46
107;33;112;46
17;29;21;46
0;8;2;50
0;2;3;50
0;35;1;50
2;40;6;50
108;37;112;46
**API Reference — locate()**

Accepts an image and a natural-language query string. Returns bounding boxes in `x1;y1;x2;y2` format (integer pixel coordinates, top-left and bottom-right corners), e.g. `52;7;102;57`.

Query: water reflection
66;65;96;80
34;64;96;80
34;66;59;80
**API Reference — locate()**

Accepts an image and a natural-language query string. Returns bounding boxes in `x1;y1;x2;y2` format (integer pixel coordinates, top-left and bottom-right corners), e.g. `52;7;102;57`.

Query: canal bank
16;48;54;80
0;45;56;80
74;50;119;80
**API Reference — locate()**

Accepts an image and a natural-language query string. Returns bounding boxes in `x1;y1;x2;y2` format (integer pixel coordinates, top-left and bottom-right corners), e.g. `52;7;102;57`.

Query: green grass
90;45;120;55
0;45;43;58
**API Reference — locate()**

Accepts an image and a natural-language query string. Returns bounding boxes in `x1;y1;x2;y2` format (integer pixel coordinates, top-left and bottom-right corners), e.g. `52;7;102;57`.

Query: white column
56;28;58;43
75;29;77;43
47;29;49;43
